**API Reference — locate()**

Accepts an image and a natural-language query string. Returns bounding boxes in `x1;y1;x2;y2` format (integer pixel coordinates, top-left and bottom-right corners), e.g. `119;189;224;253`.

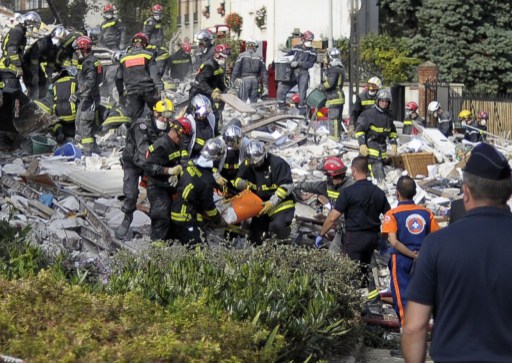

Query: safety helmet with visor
323;156;347;177
367;76;382;97
223;124;243;149
20;11;41;31
428;101;441;115
245;140;267;166
172;117;193;137
103;4;114;19
132;32;149;48
201;137;226;162
152;4;163;20
191;94;212;119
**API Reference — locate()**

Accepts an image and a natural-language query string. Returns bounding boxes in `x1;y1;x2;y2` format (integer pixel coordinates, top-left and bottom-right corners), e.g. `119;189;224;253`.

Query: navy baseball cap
464;143;511;180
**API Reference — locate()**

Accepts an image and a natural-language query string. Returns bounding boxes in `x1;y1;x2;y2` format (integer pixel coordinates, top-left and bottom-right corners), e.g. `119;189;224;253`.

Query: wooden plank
28;199;54;218
219;93;256;113
242;114;305;133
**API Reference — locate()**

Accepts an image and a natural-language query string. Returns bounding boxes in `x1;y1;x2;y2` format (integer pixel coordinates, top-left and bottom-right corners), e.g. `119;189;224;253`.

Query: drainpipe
328;0;333;47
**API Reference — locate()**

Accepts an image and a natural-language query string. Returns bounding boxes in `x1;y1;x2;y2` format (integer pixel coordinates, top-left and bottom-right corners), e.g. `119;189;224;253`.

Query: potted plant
217;1;225;16
225;12;243;36
202;5;210;18
255;6;266;29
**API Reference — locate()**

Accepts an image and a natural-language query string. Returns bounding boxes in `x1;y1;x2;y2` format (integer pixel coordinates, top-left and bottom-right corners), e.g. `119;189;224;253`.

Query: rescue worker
355;89;398;181
50;67;78;143
277;30;317;115
145;43;170;78
168;41;193;81
56;29;82;70
231;38;268;103
71;35;103;155
115;99;191;240
428;100;453;137
190;43;230;133
171;137;225;246
460;109;482;143
350;77;382;133
316;47;346;139
0;11;41;92
403;101;425;135
234;140;295;245
182;94;216;160
295;156;354;252
193;29;215;71
99;3;125;50
477;111;488;140
143;4;164;47
115;32;162;121
23;26;67;99
218;121;250;194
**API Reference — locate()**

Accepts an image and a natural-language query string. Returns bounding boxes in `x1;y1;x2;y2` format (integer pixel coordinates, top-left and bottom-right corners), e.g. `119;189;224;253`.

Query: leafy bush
0;270;283;362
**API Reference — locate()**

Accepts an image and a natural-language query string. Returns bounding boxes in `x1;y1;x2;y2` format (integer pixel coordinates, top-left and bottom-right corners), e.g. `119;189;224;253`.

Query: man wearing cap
402;143;512;362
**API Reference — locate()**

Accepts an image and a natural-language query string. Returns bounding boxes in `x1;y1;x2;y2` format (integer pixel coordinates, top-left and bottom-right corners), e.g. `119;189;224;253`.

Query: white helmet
190;94;212;119
367;77;382;97
201;137;226;161
428;101;441;114
246;38;258;49
20;11;42;30
327;48;341;61
245;140;267;166
223;124;243;149
194;29;214;47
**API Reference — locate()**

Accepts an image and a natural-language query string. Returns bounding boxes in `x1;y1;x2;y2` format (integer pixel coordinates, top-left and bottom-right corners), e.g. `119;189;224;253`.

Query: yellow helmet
153;99;175;116
458;109;472;120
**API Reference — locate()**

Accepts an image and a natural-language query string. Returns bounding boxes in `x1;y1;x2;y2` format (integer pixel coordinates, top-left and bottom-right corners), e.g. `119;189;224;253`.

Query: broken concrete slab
66;169;124;196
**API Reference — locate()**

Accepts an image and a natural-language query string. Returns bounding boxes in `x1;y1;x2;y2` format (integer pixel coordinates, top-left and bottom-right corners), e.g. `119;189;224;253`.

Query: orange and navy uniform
382;200;440;325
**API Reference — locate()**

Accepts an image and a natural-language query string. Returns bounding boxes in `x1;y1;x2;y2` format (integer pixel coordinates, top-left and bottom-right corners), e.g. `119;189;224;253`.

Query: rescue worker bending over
350;77;382;133
72;36;103;155
234;140;295;245
295;156;354;252
99;3;125;50
403;101;425;135
115;32;162;121
171;137;225;246
193;29;215;71
169;41;193;81
0;11;41;92
145;105;193;241
316;48;346;139
182;94;216;161
217;121;249;194
277;31;317;115
428;100;453;137
190;43;230;133
460;109;482;143
143;4;164;47
56;30;82;70
145;43;170;78
355;89;397;181
231;38;268;103
50;67;78;143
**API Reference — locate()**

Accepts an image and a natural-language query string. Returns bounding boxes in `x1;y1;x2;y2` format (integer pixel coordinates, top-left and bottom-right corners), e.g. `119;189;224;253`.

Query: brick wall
417;61;439;120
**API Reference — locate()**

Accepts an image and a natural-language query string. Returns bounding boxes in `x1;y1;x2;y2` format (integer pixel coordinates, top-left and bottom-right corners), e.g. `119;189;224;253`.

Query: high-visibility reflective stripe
148;145;155;152
121;54;152;64
361;100;375;106
196;138;205;146
276;186;288;199
155;24;161;28
102;116;130;125
183;184;194;200
224;163;239;169
368;148;380;157
156;53;170;61
403;121;413;125
368;289;380;300
181;149;189;158
355;131;365;138
59;114;76;122
213;68;224;75
172;59;190;64
168;151;180;160
369;125;391;133
261;184;278;191
268;200;295;217
82;137;94;144
34;100;52;114
327;190;339;199
205;208;217;217
102;21;116;29
187;165;202;177
389;132;398;139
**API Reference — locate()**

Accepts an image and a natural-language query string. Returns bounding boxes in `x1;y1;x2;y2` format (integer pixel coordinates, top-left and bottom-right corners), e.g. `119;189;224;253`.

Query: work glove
290;61;298;68
359;144;369;157
261;86;268;97
16;67;23;78
258;200;274;217
166;164;182;176
211;88;222;101
69;92;79;103
168;175;179;188
316;84;325;91
315;235;325;249
235;178;253;190
213;171;228;187
390;144;398;155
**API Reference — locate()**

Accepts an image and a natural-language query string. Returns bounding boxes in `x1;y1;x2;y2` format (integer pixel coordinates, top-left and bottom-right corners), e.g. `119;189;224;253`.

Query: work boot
55;129;66;144
115;213;133;239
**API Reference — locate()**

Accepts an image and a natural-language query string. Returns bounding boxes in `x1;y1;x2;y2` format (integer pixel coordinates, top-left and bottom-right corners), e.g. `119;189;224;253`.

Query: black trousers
343;230;380;289
125;90;158;121
147;184;173;241
249;208;295;245
121;162;144;214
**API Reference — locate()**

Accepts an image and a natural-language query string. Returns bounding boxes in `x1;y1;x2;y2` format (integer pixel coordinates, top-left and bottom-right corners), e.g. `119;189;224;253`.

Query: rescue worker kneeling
171;137;226;246
234;140;295;245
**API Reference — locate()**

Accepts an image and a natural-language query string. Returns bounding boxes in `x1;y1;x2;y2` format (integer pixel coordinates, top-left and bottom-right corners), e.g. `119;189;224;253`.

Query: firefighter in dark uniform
231;38;268;104
169;41;193;81
295;156;354;252
115;32;162;121
145;44;170;78
403;101;425;135
190;43;230;134
460;109;483;143
143;4;164;47
234;140;295;245
50;67;78;143
193;29;215;71
145;110;193;241
22;28;66;99
56;30;82;69
0;11;40;92
316;47;346;139
277;31;317;115
216;122;249;194
355;89;398;181
71;36;103;155
318;156;390;314
99;3;125;50
171;137;225;246
349;77;382;133
182;94;216;161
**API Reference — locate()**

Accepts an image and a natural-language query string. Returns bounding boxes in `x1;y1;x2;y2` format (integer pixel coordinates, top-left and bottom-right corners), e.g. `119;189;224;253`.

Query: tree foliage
379;0;512;94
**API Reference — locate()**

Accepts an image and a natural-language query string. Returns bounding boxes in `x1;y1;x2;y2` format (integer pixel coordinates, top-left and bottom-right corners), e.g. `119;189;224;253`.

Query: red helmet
132;32;149;47
214;43;231;58
301;31;314;41
74;36;93;50
181;42;192;54
323;156;347;177
174;117;193;136
406;101;418;112
478;111;489;120
290;93;300;105
152;4;163;13
103;4;114;13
